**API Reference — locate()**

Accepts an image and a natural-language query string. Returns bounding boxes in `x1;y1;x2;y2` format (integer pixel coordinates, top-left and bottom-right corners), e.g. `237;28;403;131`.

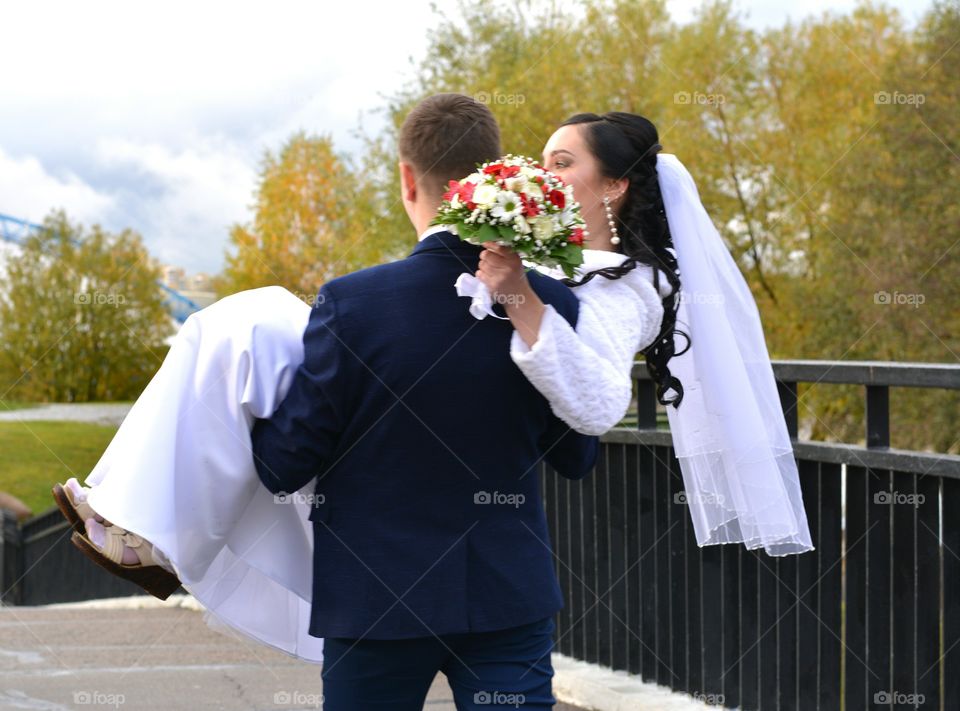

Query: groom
251;93;598;710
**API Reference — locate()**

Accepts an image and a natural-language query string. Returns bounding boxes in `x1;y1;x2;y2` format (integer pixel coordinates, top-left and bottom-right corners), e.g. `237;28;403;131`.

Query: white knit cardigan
511;249;673;435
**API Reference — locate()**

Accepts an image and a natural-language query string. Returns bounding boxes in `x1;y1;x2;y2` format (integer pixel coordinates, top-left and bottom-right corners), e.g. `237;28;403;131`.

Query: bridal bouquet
430;154;586;278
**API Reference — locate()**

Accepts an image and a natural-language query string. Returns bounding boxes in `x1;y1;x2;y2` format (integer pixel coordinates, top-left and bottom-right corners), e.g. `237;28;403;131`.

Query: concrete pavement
0;601;590;710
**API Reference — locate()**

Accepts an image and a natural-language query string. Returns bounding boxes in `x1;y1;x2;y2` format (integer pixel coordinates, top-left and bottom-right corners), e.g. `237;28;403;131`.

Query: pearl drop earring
604;195;620;245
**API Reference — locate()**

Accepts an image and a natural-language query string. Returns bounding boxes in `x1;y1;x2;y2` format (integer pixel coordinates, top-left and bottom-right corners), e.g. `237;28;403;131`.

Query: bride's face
542;124;620;250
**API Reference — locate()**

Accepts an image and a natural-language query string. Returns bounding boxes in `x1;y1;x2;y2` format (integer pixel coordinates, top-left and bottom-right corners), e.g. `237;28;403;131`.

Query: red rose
548;189;566;209
482;163;520;181
569;227;584;246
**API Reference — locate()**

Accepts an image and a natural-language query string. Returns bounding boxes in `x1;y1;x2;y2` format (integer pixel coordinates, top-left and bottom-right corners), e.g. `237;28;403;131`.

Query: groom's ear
399;161;417;203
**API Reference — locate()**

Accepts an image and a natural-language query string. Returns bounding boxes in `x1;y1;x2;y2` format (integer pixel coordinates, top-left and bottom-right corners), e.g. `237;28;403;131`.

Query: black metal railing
0;506;165;606
2;359;958;711
541;359;960;710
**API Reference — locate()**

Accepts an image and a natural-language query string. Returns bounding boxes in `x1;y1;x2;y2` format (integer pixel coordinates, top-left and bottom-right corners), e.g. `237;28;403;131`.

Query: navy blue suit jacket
251;230;599;639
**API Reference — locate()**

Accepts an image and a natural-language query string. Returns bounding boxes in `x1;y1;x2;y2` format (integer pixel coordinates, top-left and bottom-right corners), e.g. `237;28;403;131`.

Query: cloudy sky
0;0;930;275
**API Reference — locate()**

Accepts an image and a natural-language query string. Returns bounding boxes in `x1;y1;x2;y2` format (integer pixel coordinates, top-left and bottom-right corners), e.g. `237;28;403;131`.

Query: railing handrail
632;358;960;389
602;428;960;479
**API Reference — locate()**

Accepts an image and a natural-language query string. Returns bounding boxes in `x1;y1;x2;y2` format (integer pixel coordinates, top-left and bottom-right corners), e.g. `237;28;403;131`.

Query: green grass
0;421;118;516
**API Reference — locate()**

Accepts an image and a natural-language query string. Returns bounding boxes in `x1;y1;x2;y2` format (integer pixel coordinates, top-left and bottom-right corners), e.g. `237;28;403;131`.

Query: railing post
0;509;23;605
636;378;657;429
866;385;890;449
776;379;798;439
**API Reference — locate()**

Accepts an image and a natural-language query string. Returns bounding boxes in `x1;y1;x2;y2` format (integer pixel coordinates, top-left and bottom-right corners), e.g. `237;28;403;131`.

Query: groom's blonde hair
399;93;501;200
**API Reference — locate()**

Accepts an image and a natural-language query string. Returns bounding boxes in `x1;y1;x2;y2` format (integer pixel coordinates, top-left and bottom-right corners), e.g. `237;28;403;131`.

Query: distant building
161;264;216;309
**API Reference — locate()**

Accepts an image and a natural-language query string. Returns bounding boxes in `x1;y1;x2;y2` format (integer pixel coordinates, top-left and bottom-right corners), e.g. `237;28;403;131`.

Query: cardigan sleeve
510;265;669;435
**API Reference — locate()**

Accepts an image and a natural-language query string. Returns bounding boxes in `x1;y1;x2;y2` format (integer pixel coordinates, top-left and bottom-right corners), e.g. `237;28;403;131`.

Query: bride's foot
52;478;109;534
84;519;142;566
71;519;181;600
64;479;106;523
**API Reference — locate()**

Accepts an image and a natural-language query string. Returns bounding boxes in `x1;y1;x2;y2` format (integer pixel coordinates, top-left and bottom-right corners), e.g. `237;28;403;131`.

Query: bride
53;110;812;664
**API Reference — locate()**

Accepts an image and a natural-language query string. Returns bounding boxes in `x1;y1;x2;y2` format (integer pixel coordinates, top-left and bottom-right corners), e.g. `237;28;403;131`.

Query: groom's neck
412;209;441;240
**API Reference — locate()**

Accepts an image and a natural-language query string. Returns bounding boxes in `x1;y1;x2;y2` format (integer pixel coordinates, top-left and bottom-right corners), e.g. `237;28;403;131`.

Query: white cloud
0;147;115;225
94;137;259;273
0;1;440;273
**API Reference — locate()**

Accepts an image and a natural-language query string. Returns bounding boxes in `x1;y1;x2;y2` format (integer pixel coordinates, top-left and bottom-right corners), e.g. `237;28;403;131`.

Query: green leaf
456;221;478;240
476;223;501;243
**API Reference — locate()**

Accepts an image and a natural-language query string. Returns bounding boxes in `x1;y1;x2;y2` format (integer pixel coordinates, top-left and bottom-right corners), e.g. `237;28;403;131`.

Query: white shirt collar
418;224;453;242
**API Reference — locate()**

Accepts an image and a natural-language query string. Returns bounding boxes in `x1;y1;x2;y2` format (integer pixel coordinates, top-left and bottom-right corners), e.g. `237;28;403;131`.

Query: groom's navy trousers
252;230;598;707
321;615;557;709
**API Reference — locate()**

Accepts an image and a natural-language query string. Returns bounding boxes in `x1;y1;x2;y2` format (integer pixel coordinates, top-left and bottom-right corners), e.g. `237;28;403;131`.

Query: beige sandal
71;525;181;600
52;481;102;535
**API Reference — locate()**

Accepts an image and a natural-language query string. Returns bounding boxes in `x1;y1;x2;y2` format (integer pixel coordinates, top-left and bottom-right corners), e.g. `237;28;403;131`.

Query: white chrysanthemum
472;183;499;208
491;191;523;221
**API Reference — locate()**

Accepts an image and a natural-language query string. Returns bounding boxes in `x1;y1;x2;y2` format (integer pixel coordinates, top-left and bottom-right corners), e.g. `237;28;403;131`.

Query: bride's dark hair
559;111;688;408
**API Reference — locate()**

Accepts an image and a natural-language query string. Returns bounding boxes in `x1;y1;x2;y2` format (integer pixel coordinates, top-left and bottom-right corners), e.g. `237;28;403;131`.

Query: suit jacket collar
408;230;481;259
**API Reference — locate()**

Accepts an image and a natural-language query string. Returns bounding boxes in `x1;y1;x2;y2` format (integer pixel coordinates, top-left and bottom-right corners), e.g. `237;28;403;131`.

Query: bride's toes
84;519;140;565
64;477;88;500
65;479;106;523
84;518;106;548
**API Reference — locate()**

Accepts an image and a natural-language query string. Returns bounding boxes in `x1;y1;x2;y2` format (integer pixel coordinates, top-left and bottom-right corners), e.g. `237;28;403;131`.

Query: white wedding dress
82;251;668;663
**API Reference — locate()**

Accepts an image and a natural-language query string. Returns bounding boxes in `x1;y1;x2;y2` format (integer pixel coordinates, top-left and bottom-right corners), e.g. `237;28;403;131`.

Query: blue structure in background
0;212;203;324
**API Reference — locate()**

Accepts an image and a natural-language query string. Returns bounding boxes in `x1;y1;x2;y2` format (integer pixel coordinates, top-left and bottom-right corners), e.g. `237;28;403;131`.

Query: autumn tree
367;0;956;450
0;210;173;402
217;132;388;299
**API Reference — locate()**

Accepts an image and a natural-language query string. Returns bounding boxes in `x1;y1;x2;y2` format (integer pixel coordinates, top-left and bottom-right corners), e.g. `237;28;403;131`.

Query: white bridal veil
656;153;813;556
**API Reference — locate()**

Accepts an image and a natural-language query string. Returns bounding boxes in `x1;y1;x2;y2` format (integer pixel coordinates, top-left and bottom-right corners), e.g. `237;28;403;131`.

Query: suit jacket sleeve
251;284;349;495
538;414;599;480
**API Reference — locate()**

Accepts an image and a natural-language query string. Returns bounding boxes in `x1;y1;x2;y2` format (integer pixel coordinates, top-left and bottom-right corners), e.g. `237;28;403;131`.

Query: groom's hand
477;243;528;300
